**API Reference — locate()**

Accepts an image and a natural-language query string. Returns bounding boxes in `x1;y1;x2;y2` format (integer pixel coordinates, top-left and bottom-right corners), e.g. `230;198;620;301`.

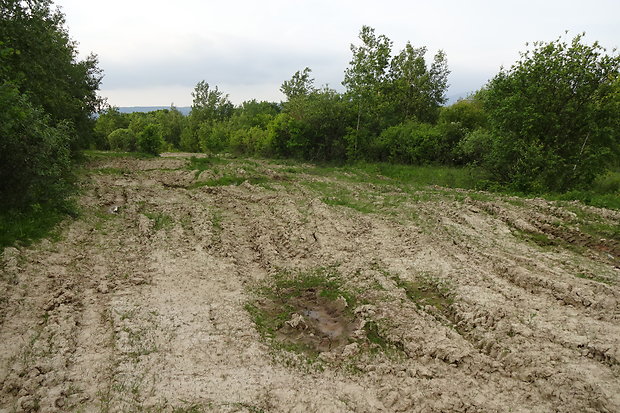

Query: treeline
98;27;620;192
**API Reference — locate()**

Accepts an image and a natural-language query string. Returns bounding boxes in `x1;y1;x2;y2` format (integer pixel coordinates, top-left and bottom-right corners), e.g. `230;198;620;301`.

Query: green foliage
137;124;162;155
94;107;130;148
0;0;103;149
155;106;185;149
375;121;442;164
198;121;230;153
342;25;450;151
439;97;487;131
280;87;353;161
230;100;280;130
143;212;173;231
229;126;271;156
484;33;620;191
107;128;136;152
190;81;234;124
0;203;68;249
0;83;73;208
457;128;494;165
280;67;316;100
388;43;449;123
180;125;200;152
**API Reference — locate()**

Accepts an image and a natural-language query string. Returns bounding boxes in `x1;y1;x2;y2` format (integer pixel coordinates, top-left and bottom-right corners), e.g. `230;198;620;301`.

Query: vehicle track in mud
1;153;619;412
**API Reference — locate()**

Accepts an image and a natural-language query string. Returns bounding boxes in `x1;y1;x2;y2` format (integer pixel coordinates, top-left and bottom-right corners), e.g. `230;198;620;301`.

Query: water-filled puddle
275;291;359;353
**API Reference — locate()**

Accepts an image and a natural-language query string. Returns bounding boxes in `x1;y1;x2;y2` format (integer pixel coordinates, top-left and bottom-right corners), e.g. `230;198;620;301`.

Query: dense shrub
199;121;230;153
375;121;442;164
107;128;136;152
484;34;620;191
137;124;162;155
0;84;72;208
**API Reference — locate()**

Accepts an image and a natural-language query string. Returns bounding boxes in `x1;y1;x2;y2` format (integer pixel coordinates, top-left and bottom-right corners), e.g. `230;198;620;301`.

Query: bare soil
1;154;619;412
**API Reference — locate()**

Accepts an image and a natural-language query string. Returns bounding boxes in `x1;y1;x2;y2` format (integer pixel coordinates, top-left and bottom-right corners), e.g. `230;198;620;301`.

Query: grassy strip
314;162;619;210
189;175;268;188
82;150;157;159
0;203;71;249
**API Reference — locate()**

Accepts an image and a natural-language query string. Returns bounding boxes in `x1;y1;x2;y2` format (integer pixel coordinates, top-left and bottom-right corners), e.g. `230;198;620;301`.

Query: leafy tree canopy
484;33;620;191
281;67;316;101
0;0;104;149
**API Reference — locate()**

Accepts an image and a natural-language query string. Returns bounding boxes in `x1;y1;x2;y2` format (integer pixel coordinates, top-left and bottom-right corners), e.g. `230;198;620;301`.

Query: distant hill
117;106;191;116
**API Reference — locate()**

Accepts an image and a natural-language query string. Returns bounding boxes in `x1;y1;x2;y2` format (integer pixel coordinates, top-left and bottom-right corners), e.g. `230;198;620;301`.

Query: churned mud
1;153;619;412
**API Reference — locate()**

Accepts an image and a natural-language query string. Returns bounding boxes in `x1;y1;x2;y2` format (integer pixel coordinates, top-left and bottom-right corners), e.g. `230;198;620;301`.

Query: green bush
376;121;442;164
198;121;230;153
137;124;162;155
230;126;271;155
0;83;73;209
484;34;620;191
457;129;494;165
107;128;136;152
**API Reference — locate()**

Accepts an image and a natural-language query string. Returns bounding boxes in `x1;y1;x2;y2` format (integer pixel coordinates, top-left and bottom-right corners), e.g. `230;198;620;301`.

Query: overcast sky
58;0;620;107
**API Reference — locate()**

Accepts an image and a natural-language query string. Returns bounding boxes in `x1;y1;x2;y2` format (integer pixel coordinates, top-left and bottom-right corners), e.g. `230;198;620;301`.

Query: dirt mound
1;154;619;412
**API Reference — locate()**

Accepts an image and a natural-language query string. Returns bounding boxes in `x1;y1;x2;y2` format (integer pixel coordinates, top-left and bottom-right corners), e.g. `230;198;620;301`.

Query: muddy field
1;153;619;412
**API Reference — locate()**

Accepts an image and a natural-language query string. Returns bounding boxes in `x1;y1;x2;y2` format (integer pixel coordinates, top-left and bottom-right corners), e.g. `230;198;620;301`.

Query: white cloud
59;0;620;106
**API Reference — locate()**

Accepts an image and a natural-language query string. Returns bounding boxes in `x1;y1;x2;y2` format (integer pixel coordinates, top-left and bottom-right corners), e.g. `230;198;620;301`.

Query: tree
0;0;104;149
280;68;316;100
0;83;72;208
484;33;620;191
107;128;136;152
137;124;162;156
183;81;233;152
155;106;185;149
342;26;450;158
190;81;234;123
274;87;353;161
343;25;393;147
389;43;449;123
95;107;130;147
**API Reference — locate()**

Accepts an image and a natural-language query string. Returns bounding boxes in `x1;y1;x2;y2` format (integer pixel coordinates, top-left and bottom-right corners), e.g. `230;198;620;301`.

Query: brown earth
1;153;619;412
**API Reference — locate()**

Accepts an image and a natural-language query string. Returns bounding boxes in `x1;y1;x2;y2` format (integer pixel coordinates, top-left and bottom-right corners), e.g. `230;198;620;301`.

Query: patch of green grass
349;162;489;190
512;229;558;248
392;274;454;312
321;195;376;214
189;175;268;189
260;267;356;309
362;320;404;354
0;203;72;250
246;267;356;351
143;212;173;231
302;181;377;214
281;166;304;174
82;150;156;159
94;167;130;175
560;205;620;242
187;156;229;178
550;170;620;210
580;221;620;243
575;272;615;285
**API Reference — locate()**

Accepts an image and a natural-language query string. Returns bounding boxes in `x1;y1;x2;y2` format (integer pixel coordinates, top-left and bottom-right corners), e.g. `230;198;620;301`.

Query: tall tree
190;81;233;123
342;25;393;142
389;43;449;123
484;33;620;191
0;0;104;149
280;67;316;101
342;26;450;157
